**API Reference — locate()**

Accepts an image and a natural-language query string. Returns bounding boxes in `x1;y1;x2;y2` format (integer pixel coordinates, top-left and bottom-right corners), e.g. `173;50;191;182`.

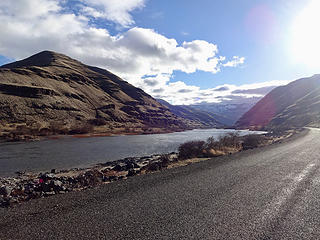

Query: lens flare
291;0;320;67
245;4;277;44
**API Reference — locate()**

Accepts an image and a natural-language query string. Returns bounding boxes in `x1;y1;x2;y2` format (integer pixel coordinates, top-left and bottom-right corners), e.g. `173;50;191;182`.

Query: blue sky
0;0;318;104
131;0;312;87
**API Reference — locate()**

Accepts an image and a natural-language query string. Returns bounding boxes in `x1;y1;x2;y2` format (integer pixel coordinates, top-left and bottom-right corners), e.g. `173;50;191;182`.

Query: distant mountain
190;96;261;126
156;99;224;128
0;51;191;139
235;74;320;130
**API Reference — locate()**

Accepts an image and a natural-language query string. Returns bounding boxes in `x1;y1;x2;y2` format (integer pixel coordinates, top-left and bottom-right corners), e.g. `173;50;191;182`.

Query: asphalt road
1;128;320;239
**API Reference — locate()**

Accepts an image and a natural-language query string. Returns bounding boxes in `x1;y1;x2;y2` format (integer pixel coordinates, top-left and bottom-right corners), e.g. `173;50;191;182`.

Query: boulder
127;169;136;177
39;173;55;181
113;164;126;172
0;186;12;197
52;180;63;192
108;176;118;181
41;183;53;193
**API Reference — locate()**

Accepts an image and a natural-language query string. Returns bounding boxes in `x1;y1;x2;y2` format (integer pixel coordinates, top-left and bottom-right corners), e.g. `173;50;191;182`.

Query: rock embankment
0;153;178;208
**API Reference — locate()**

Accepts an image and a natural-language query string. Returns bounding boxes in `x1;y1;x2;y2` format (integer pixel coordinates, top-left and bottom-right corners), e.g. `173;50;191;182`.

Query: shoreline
0;152;181;207
1;126;253;144
0;126;211;143
0;128;304;208
0;127;242;146
1;121;261;144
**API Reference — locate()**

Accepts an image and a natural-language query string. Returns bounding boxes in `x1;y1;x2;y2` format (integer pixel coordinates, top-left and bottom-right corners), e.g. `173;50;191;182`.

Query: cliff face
0;51;188;139
235;74;320;130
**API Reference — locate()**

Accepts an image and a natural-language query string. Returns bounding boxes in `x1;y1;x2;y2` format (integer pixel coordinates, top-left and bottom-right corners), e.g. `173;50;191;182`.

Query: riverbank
1;128;254;178
0;128;305;208
0;124;192;143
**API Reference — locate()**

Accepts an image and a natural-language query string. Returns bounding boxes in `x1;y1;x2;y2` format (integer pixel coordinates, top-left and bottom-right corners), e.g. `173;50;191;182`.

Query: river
0;129;263;176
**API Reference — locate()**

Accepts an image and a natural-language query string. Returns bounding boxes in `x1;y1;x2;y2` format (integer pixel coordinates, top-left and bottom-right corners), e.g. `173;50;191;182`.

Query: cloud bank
0;0;286;105
151;80;292;105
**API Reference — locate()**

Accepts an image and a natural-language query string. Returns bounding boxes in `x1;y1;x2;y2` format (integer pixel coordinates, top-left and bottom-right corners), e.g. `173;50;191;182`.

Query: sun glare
291;0;320;67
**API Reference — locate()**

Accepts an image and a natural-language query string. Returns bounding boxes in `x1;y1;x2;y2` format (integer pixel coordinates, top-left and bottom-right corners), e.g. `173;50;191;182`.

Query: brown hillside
235;74;320;130
0;51;191;139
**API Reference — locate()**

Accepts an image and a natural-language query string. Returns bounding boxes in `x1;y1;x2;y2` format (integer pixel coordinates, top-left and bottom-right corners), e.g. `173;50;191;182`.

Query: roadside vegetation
178;133;268;160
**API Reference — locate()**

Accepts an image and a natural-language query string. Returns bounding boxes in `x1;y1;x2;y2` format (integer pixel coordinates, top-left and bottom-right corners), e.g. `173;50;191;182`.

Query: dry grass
178;133;268;160
167;158;211;169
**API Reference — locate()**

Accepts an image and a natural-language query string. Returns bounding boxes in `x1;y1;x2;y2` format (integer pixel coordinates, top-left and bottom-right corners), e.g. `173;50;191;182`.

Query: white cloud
151;80;292;105
0;0;247;105
0;0;60;19
81;6;105;18
81;0;145;27
223;56;245;67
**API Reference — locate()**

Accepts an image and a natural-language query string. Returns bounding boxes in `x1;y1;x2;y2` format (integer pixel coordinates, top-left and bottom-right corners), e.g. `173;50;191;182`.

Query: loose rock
0;152;178;208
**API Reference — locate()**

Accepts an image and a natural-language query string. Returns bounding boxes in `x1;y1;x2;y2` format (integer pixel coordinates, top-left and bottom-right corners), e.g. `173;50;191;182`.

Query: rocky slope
235;74;320;130
156;99;224;128
0;51;191;140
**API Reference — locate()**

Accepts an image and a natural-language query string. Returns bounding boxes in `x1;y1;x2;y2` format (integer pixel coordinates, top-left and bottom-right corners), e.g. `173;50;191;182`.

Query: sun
291;0;320;68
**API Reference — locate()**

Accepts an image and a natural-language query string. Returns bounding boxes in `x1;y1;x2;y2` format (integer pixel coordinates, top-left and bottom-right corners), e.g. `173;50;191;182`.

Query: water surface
0;129;263;176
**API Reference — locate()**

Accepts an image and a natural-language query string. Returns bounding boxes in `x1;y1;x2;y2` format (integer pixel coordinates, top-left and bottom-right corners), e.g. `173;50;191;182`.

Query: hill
156;99;224;128
0;51;191;140
235;74;320;130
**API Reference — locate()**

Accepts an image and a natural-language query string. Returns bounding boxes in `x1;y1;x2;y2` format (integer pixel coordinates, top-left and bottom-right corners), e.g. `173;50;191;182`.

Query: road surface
1;129;320;239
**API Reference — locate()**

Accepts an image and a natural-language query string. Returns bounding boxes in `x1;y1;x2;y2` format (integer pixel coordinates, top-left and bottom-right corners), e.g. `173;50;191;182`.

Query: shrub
218;133;241;149
178;132;268;160
178;140;206;160
206;136;220;150
242;134;266;150
205;133;241;151
177;132;268;160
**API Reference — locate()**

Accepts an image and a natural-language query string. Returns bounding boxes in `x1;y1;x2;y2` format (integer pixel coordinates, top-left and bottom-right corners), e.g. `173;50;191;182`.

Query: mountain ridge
1;51;82;69
156;99;224;128
190;97;261;126
0;51;197;140
235;74;320;130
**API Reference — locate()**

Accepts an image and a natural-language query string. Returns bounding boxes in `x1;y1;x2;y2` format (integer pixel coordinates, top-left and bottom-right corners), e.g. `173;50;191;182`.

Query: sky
0;0;319;105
